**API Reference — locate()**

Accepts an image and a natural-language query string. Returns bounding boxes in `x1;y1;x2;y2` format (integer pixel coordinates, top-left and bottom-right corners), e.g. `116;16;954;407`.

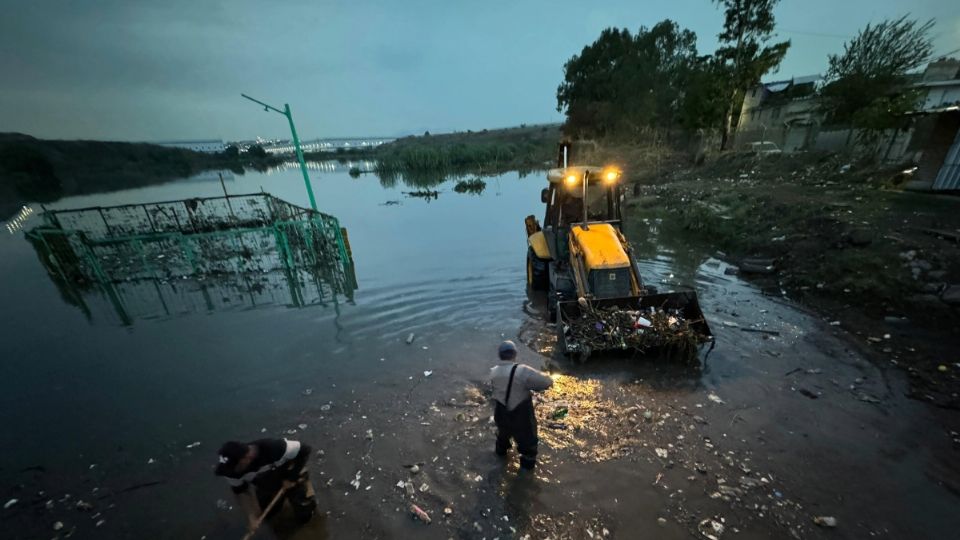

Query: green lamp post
241;93;317;211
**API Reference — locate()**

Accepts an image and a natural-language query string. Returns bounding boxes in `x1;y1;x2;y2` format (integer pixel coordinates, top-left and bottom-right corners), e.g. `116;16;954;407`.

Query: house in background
735;75;822;152
906;59;960;191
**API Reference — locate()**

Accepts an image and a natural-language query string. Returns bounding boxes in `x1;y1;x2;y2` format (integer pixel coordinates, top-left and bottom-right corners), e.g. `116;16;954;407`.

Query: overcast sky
1;0;957;142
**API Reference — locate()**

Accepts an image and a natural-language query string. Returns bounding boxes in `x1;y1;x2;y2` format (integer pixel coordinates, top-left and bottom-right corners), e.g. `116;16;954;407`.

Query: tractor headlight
603;168;620;184
565;174;578;187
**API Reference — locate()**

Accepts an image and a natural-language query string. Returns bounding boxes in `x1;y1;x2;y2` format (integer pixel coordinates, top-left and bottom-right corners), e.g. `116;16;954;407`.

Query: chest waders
494;364;540;470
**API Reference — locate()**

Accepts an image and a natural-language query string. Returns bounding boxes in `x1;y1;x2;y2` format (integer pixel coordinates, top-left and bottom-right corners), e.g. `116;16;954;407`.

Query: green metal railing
26;193;357;325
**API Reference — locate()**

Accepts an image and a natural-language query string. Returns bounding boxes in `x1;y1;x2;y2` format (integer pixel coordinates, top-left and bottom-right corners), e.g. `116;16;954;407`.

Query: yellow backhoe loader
525;145;712;360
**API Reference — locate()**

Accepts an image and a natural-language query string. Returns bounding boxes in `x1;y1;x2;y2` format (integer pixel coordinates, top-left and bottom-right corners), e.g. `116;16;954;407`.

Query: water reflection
26;193;357;325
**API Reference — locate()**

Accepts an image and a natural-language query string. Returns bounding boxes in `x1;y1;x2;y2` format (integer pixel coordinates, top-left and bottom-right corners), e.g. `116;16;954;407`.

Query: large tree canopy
556;20;707;138
713;0;790;148
820;16;934;129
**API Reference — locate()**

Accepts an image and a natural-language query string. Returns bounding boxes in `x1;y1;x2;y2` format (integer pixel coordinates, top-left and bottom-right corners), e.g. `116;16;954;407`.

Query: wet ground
1;163;957;539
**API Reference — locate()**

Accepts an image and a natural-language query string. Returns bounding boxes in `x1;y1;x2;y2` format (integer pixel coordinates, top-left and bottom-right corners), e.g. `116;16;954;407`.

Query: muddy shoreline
3;164;958;539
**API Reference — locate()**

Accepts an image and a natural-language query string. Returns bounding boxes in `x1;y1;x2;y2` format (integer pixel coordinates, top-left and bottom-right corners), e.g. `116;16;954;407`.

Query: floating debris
185;442;201;449
349;471;361;490
813;516;838;528
453;178;486;194
411;504;432;524
698;518;725;539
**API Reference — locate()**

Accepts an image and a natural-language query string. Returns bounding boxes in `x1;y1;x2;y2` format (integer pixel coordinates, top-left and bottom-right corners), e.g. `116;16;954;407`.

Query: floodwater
1;163;957;539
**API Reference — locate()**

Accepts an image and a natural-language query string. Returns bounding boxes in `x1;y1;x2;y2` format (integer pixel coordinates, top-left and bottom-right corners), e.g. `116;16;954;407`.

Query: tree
246;144;268;158
222;145;240;158
820;16;934;133
714;0;790;149
556;21;700;138
677;56;731;131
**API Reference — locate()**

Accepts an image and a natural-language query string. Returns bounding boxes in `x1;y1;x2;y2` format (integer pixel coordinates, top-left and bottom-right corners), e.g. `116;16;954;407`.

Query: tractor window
558;195;583;226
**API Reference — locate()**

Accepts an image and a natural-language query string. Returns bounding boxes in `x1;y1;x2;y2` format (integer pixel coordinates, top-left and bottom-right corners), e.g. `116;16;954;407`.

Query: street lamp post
241;93;318;211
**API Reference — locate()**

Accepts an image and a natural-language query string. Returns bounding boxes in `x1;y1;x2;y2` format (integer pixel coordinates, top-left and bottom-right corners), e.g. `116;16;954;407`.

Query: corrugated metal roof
933;128;960;190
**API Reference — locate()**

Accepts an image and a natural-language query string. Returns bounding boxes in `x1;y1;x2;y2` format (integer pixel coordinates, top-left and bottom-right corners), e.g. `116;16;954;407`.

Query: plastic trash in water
411;504;431;524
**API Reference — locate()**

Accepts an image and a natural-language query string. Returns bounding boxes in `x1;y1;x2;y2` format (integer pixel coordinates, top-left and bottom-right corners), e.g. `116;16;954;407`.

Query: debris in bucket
411;504;432;524
561;304;707;359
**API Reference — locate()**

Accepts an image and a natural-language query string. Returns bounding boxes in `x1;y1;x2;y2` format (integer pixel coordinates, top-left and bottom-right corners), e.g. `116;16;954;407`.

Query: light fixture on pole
241;93;318;211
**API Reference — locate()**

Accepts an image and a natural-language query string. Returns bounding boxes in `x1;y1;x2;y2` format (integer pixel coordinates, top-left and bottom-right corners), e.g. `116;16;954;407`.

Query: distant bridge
262;137;394;155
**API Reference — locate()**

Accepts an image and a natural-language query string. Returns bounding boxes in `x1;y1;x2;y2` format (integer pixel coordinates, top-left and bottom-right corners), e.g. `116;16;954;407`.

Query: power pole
241;93;318;211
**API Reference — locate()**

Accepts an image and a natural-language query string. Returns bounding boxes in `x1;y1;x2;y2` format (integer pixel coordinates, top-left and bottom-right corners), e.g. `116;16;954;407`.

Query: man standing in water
215;438;317;530
490;340;554;470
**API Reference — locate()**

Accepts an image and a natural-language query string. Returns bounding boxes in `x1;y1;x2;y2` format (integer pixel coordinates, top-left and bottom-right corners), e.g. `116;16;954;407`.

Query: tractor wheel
527;248;549;291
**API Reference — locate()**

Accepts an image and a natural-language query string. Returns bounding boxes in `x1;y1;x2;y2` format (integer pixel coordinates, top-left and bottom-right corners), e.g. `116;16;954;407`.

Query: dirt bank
619;150;960;411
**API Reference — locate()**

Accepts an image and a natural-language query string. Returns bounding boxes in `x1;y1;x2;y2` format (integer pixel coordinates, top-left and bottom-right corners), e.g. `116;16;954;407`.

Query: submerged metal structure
26;193;357;325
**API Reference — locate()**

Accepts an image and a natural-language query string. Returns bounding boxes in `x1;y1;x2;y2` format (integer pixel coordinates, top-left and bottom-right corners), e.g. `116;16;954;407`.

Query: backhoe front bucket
556;290;713;361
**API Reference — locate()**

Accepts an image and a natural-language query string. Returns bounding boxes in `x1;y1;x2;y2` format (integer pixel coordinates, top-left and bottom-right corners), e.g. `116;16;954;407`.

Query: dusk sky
2;0;957;142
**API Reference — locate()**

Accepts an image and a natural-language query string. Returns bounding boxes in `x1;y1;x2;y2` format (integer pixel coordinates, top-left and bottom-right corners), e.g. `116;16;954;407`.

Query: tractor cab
525;164;633;300
539;165;623;261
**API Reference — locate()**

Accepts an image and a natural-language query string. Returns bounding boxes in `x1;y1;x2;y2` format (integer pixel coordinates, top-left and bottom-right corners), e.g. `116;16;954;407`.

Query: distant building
907;60;960;191
155;139;226;153
735;75;822;151
914;59;960;112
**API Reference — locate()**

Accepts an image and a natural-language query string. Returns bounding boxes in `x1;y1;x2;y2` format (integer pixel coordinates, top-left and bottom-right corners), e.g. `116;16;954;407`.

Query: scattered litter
147;458;155;464
707;393;725;404
4;499;18;510
410;464;421;474
95;519;106;528
75;500;93;512
411;504;431;524
421;346;429;350
551;406;569;420
406;333;416;344
320;404;331;412
53;521;64;531
298;424;308;430
655;448;669;459
444;507;453;515
419;483;429;493
302;388;313;396
829;321;841;326
349;471;361;490
798;388;819;399
185;441;201;449
365;429;374;440
813;516;838;528
698;518;725;540
423;370;433;377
